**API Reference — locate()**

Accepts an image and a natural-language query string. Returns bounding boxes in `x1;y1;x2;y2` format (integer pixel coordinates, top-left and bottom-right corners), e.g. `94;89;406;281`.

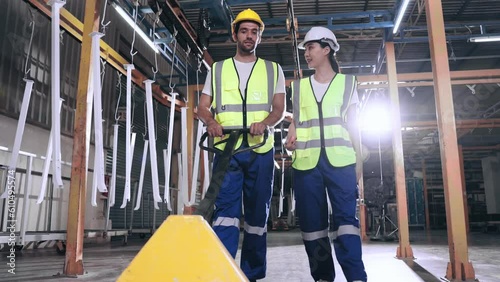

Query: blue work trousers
212;146;274;280
293;150;367;282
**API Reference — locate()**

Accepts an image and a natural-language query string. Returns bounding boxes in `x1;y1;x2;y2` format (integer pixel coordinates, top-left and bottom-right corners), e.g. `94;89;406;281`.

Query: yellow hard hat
231;8;265;34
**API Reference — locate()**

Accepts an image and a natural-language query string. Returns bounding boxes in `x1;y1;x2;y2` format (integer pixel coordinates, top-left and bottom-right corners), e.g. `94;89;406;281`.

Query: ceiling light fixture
114;5;159;53
392;0;411;35
469;35;500;43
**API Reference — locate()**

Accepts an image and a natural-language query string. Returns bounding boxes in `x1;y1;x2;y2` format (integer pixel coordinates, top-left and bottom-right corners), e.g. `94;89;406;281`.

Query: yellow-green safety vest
291;74;356;170
211;58;277;153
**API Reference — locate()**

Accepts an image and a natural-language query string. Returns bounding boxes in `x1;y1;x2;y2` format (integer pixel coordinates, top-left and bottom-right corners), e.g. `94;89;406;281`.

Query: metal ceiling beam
402;118;500;130
149;0;214;66
358;78;500;89
179;0;285;9
357;68;500;84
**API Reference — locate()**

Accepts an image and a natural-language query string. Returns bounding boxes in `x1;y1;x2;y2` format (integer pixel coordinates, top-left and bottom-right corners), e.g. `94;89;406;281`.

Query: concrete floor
0;230;498;282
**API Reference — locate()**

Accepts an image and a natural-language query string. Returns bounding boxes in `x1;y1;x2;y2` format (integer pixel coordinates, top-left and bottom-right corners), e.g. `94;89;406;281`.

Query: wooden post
64;0;101;276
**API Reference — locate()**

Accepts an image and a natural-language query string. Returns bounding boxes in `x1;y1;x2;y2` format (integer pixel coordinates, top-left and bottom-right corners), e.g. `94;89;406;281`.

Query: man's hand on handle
207;120;224;137
250;122;268;136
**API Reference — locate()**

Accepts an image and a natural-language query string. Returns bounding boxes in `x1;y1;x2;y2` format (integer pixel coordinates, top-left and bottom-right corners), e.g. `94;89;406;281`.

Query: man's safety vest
291;74;357;170
211;58;277;153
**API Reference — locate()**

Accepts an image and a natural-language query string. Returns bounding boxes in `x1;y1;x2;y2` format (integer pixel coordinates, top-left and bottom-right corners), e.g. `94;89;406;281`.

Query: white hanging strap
278;159;285;217
163;92;177;206
20;155;34;246
36;99;63;204
181;107;190;206
144;80;162;206
134;140;149;210
121;132;136;208
109;124;119;207
290;187;295;213
91;32;107;194
91;150;99;207
0;79;34;199
184;46;190;103
109;73;123;207
177;152;183;214
49;0;65;189
190;120;203;206
84;60;94;193
163;149;172;211
124;64;135;203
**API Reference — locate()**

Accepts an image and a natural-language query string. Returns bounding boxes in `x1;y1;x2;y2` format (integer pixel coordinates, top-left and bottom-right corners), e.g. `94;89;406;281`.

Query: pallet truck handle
199;128;268;155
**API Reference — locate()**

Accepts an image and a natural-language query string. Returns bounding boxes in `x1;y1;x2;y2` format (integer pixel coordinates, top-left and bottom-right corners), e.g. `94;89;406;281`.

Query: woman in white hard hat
285;26;367;282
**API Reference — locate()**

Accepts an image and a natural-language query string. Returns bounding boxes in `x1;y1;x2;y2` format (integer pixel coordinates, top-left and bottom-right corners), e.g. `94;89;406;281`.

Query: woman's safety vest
291;74;356;170
211;58;277;153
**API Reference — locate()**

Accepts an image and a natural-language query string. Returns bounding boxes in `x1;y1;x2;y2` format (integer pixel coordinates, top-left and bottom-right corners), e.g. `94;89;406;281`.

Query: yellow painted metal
118;215;248;282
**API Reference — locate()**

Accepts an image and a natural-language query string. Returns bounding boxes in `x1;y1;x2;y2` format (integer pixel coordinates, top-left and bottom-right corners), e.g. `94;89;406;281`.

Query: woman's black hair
318;41;341;73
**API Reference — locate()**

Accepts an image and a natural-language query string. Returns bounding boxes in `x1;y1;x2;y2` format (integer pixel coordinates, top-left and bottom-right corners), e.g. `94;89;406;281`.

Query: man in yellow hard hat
198;8;286;282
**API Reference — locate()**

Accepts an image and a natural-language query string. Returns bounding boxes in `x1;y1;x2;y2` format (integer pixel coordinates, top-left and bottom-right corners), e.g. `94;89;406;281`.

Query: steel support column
385;41;413;259
425;0;476;280
64;0;101;276
458;145;470;233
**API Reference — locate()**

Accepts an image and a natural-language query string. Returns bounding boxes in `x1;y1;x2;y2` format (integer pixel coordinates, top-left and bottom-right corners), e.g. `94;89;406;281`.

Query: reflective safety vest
211;58;277;153
291;74;356;170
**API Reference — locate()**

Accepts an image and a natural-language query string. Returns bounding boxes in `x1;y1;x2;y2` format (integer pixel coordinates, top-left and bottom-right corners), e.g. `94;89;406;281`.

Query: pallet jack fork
118;129;267;282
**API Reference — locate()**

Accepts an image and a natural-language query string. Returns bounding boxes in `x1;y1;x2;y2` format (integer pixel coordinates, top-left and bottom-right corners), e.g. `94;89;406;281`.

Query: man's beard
238;40;256;54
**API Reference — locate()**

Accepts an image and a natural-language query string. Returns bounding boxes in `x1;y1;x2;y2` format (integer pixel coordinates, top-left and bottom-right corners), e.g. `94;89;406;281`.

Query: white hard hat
298;26;340;52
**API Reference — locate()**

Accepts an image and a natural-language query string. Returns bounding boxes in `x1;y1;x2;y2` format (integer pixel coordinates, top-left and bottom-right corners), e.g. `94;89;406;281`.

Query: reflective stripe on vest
292;74;356;170
212;58;276;153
